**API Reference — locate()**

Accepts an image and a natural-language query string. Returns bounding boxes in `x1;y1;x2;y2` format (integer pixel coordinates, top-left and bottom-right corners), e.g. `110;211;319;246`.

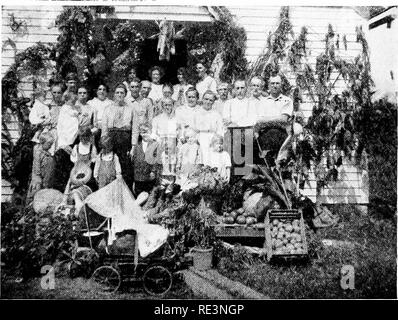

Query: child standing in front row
131;124;160;197
93;136;122;189
26;132;55;203
203;134;232;183
176;127;202;178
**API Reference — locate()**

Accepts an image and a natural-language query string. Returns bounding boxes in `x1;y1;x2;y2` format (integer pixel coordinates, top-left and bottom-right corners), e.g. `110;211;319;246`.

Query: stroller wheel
142;265;173;297
91;266;121;294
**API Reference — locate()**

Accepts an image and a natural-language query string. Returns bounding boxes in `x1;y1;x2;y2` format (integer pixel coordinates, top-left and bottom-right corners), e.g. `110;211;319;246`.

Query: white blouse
193;108;224;136
175;105;199;130
88;97;113;128
148;83;163;103
196;75;217;100
56;104;80;147
152;113;179;139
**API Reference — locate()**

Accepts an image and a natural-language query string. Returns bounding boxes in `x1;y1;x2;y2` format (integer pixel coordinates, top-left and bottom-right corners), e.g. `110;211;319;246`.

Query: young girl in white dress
204;134;232;183
176;127;202;178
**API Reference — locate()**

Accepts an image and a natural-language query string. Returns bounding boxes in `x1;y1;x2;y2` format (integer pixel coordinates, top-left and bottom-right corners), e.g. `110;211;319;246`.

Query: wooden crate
214;214;266;247
264;209;308;262
214;223;265;238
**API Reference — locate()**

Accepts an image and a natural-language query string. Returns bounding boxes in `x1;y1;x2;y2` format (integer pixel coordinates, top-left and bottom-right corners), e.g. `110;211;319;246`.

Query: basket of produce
264;209;308;262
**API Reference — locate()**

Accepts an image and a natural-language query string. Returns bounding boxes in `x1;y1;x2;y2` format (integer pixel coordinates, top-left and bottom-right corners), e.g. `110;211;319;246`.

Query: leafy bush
1;204;77;280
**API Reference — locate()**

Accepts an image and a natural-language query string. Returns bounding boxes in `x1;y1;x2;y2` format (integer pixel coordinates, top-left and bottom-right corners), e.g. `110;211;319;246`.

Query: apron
198;131;214;165
160;136;177;176
77;144;93;163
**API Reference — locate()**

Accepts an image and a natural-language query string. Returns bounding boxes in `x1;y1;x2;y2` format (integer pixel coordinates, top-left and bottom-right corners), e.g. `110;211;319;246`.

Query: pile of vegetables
222;207;258;226
184;165;228;197
270;218;306;255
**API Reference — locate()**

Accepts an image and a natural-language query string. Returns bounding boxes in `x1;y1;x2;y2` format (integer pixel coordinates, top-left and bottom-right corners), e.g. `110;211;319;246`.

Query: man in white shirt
140;80;152;100
76;86;93;128
213;82;230;116
128;78;154;131
248;76;267;125
254;75;294;167
222;79;255;127
257;75;293;124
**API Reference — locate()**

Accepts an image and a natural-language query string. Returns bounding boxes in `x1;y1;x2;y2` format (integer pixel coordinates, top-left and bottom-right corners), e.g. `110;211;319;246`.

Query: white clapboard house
1;5;372;204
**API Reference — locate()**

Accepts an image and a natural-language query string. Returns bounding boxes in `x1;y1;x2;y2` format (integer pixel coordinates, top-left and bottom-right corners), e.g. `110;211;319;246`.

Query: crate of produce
264;209;308;262
214;209;266;247
215;207;263;236
214;222;265;238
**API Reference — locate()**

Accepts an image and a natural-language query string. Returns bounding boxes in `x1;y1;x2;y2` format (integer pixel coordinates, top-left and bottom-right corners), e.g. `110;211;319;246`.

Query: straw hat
70;162;92;186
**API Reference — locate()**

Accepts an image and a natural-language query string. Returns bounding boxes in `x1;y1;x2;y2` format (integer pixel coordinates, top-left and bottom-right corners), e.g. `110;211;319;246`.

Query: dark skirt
52;148;74;192
93;129;102;152
108;129;133;188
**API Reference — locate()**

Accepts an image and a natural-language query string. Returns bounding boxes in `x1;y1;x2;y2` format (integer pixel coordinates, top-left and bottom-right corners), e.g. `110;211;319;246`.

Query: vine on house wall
253;6;396;211
2;43;55;196
183;6;248;83
249;6;294;94
53;6;111;94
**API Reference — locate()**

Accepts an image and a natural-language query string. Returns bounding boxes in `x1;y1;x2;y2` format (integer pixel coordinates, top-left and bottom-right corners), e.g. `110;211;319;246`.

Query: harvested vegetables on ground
184;165;227;196
142;186;162;211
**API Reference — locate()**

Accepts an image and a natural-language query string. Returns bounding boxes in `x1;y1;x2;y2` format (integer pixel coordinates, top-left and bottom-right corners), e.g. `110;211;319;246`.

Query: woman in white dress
175;87;200;142
193;90;224;164
147;66;164;104
172;67;192;107
152;97;180;178
195;62;217;101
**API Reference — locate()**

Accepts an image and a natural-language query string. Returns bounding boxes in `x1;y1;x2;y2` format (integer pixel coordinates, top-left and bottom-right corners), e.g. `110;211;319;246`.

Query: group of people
27;61;294;206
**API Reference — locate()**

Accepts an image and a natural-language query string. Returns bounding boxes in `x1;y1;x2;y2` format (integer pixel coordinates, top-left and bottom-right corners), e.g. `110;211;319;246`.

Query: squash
223;216;235;224
246;217;257;226
236;208;245;214
243;192;263;214
253;195;274;221
135;192;149;206
229;211;239;220
236;215;246;225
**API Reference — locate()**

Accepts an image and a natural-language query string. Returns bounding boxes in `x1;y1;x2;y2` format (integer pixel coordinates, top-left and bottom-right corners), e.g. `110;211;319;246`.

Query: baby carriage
71;178;189;296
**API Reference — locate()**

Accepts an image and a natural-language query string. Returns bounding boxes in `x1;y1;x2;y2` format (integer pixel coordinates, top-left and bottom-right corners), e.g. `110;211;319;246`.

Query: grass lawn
216;205;397;299
1;272;199;299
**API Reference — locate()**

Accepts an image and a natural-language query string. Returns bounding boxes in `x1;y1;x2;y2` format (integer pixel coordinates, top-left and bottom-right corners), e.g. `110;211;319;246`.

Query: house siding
1;5;369;204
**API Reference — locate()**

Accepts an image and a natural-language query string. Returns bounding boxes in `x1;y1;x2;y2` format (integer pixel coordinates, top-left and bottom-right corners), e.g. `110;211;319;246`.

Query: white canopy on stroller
83;177;169;258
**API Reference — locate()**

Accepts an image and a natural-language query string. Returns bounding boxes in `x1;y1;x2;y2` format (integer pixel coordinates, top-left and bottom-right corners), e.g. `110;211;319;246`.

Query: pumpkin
33;189;64;214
